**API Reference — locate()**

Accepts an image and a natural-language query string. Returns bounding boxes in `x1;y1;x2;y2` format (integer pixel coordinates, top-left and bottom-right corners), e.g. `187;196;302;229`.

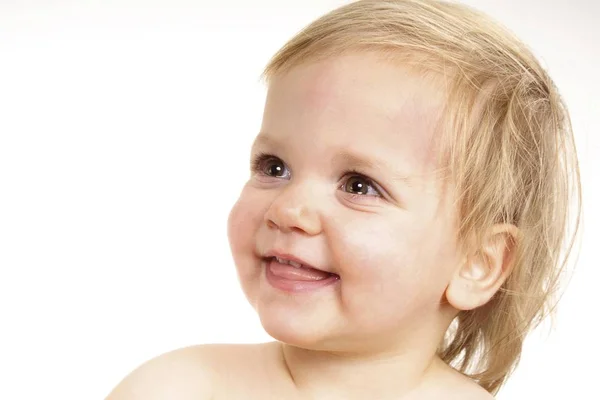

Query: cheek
335;217;424;289
331;214;457;319
227;197;247;254
227;187;267;304
333;214;422;276
227;187;265;269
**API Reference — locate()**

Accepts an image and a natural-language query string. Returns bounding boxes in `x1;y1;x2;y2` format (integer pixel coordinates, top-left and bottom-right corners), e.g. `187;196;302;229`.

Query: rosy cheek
227;203;242;252
227;187;268;257
335;218;417;273
228;201;250;249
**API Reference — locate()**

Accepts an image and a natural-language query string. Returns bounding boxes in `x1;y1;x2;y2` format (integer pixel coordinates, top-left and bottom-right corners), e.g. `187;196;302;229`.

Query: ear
446;224;521;311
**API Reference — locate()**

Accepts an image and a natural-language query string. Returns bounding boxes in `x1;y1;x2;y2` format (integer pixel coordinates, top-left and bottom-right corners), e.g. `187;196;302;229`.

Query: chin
253;291;343;351
259;314;371;354
238;261;347;350
261;318;324;349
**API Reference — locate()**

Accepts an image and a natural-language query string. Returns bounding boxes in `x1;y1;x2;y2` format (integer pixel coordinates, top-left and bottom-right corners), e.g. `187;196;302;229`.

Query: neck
279;333;448;400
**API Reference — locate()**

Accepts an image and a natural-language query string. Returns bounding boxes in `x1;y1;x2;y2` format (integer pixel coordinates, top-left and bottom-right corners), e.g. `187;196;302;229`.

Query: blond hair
260;0;582;395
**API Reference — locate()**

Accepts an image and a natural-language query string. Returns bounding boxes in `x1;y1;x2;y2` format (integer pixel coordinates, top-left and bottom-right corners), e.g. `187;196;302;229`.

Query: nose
264;183;322;236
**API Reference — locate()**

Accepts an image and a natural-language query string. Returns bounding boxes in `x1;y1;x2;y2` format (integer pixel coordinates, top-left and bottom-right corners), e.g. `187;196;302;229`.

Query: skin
107;51;518;400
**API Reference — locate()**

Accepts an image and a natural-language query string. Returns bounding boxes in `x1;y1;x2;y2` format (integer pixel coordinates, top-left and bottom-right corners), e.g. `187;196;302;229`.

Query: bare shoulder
440;370;495;400
457;383;495;400
105;342;275;400
423;379;494;400
445;371;494;399
419;360;495;400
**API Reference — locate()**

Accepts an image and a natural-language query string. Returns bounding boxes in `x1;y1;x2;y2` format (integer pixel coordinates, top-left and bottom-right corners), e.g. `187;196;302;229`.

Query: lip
264;257;340;293
262;250;328;273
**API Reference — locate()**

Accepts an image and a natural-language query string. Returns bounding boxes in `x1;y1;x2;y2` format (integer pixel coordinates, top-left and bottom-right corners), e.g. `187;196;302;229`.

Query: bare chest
211;371;298;400
208;347;301;400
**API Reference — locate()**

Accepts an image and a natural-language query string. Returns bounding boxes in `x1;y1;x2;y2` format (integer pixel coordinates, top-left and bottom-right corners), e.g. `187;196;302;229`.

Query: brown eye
251;153;290;179
265;158;286;177
342;175;380;196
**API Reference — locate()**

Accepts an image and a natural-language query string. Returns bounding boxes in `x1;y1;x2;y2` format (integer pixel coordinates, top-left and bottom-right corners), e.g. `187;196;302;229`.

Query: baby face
228;52;462;352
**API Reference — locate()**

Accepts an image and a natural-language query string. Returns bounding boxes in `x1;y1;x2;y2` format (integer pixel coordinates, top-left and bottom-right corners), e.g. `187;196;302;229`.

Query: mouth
263;255;340;293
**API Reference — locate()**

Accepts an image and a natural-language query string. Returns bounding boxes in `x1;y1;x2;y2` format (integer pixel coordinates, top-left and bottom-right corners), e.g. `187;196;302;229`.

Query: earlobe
446;224;520;311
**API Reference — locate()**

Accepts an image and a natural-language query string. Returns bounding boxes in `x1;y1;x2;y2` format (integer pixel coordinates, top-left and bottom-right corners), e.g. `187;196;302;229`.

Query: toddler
107;0;581;398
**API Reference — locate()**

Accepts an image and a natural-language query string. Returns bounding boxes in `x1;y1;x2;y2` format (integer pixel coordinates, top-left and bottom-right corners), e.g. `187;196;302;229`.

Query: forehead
261;52;446;174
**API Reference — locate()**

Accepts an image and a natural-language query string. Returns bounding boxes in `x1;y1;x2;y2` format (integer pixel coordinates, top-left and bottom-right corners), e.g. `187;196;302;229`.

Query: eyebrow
251;133;279;151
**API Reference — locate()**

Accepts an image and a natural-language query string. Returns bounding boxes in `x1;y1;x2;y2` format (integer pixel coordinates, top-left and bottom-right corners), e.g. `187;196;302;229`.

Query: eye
341;173;382;197
251;153;290;179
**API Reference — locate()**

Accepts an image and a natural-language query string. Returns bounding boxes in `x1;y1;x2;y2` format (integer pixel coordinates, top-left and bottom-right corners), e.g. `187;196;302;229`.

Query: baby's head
227;0;581;395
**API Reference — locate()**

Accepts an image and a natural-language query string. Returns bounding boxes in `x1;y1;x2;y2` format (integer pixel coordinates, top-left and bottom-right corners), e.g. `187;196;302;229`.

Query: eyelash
250;152;384;198
251;152;286;178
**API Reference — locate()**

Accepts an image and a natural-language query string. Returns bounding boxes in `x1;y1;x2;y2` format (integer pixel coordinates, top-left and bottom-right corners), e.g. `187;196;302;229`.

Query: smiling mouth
264;256;340;292
268;256;338;280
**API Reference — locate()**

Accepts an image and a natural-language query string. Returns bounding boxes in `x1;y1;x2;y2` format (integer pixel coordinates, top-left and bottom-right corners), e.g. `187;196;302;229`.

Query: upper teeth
275;257;303;268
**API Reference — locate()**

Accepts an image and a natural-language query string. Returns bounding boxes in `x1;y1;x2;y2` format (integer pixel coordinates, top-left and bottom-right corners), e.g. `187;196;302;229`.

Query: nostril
264;196;322;236
266;219;278;230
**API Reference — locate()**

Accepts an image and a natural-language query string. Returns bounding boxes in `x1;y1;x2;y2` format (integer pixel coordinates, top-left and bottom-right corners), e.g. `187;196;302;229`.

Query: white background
0;1;598;399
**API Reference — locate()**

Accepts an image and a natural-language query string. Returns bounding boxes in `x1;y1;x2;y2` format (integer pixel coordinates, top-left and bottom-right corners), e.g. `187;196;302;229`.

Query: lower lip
265;259;340;293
